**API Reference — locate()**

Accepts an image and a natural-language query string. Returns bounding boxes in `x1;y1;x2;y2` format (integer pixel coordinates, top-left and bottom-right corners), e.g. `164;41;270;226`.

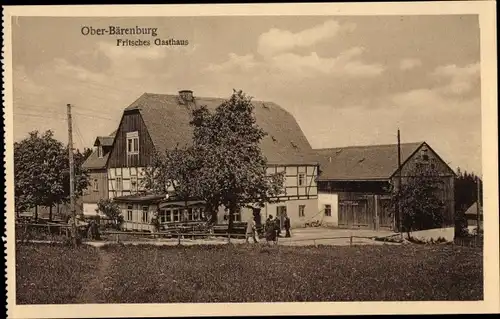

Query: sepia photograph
3;2;499;318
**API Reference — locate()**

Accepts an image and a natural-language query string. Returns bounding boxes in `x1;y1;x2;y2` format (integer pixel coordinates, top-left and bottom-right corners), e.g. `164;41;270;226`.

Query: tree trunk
49;205;53;222
227;204;236;234
34;205;38;222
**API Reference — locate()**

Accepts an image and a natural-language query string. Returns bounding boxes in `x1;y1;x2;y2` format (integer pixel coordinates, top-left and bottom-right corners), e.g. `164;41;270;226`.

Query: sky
12;15;482;174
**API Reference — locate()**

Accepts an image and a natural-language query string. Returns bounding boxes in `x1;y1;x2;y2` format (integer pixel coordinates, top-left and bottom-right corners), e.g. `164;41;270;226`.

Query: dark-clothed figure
265;215;276;243
274;216;281;237
284;216;291;238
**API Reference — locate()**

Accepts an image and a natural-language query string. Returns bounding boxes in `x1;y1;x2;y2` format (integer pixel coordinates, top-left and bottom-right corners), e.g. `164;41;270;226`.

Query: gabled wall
107;110;156;168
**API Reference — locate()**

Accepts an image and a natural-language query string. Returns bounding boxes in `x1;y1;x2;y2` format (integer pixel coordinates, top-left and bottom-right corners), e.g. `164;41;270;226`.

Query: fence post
227;233;231;243
350;236;353;246
178;232;181;245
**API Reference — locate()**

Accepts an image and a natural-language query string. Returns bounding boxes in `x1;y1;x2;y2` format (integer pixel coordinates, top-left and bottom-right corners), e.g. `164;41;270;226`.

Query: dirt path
76;248;112;303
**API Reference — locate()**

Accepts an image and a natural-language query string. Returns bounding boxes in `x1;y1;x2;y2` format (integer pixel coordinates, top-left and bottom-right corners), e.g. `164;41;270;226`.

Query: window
92;178;99;192
142;206;149;223
187;208;193;221
192;208;199;221
126;131;139;155
299;205;305;217
324;204;332;217
173;209;180;222
127;205;133;221
421;148;429;161
131;176;138;193
224;210;241;222
298;173;306;186
115;177;123;192
97;146;103;158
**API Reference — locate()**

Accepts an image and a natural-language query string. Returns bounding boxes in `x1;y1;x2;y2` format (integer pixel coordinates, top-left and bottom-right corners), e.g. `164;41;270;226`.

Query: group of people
245;213;291;244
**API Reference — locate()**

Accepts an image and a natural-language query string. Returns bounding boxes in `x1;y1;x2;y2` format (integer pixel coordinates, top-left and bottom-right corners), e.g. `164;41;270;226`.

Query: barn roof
124;93;318;165
315;142;424;181
464;202;483;216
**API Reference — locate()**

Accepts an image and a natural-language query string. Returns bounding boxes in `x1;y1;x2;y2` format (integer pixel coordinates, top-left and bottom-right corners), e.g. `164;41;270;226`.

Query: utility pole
397;128;403;240
67;104;78;247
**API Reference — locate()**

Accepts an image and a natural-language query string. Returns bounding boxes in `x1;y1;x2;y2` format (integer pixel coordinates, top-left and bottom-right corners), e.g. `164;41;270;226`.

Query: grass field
16;243;483;304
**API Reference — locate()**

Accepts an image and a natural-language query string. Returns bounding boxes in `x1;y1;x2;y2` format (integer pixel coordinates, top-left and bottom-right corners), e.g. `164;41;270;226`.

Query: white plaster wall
318;193;339;227
83;203;99;216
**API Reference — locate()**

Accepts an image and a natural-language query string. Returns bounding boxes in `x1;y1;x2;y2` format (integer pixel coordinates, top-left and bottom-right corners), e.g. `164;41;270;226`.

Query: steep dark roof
315;142;424;181
82;131;116;170
124;93;318;165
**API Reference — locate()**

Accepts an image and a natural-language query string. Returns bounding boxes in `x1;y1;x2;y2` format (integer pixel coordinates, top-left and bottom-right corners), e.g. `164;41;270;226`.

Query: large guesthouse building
100;90;319;231
81;91;456;233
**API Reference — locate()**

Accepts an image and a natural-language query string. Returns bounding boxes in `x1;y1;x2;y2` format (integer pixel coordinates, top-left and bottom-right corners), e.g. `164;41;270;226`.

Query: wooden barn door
338;198;371;229
378;196;394;230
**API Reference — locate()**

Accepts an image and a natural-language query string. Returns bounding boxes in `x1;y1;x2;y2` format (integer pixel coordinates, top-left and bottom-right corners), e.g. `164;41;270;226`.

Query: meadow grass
16;243;483;303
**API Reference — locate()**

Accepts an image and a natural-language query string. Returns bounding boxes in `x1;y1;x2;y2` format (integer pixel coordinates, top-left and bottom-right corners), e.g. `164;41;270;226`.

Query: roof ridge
314;141;424;151
140;92;282;105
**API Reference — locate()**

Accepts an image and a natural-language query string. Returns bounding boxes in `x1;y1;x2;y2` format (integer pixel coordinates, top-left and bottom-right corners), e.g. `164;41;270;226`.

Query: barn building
81;133;115;216
315;142;456;231
104;91;319;231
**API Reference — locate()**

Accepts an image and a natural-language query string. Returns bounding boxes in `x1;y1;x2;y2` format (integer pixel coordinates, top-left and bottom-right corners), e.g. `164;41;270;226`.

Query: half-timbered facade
315;142;455;231
107;91;319;230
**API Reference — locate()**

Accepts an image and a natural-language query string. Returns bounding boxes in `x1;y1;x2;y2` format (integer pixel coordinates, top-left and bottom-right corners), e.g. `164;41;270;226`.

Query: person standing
274;215;281;238
284;215;291;238
245;216;258;243
265;215;276;244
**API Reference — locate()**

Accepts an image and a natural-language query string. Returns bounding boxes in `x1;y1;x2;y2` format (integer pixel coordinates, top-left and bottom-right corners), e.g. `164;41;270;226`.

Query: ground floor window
127;205;133;221
172;209;180;222
223;210;241;222
142;206;149;223
324;204;332;217
299;205;305;217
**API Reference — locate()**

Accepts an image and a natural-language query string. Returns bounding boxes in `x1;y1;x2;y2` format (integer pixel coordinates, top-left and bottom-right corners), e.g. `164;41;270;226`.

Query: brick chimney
178;90;194;103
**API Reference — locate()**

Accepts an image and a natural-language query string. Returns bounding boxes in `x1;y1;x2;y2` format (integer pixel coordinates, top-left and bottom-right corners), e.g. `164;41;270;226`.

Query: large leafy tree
14;130;90;221
190;90;284;231
143;146;204;222
390;165;445;238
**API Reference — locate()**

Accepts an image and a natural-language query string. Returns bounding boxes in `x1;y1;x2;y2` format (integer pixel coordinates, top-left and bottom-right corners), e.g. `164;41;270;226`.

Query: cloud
257;19;356;57
270;49;384;77
205;53;259;73
432;62;480;95
399;58;422;70
206;47;384;79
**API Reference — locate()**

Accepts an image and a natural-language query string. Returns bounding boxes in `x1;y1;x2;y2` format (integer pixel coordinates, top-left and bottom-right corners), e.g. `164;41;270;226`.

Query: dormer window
97;146;103;158
126;131;139;155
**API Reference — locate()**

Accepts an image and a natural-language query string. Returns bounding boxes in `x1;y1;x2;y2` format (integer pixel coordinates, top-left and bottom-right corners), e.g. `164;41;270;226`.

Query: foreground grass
16;243;483;303
16;244;100;304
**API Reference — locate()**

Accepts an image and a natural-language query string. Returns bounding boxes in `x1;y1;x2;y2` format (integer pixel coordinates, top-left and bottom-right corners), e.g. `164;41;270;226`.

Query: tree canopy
191;90;285;229
454;167;482;237
14;130;90;220
390;165;445;236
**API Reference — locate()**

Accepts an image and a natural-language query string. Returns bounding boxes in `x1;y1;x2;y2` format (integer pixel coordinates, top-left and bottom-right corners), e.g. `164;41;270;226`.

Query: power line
14;103;118;122
13;112;66;121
